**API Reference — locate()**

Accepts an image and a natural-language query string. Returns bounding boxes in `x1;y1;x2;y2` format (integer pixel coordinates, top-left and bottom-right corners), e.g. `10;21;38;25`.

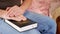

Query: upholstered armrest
51;7;60;34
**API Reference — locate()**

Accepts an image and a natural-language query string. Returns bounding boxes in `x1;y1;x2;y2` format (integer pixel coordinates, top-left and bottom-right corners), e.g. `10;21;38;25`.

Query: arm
6;0;32;16
19;0;32;14
5;0;32;21
0;10;6;18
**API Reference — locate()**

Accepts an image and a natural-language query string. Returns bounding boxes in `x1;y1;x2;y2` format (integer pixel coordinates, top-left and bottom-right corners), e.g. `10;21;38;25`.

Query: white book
5;19;37;32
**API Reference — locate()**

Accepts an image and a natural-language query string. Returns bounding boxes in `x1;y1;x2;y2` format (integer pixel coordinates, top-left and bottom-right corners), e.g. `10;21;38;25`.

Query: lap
24;10;57;34
0;19;40;34
0;10;56;34
24;10;56;27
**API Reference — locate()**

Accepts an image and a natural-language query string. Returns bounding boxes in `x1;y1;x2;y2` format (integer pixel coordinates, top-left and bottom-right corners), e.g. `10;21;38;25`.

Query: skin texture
6;0;32;21
0;10;24;21
0;0;32;21
0;0;59;21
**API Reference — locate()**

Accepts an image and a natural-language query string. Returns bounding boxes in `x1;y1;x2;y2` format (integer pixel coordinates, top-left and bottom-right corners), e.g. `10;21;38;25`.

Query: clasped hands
1;5;27;21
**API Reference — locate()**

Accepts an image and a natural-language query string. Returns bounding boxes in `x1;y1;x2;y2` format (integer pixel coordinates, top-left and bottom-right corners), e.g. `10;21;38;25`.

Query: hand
0;10;13;20
6;5;24;17
6;5;27;21
0;10;26;21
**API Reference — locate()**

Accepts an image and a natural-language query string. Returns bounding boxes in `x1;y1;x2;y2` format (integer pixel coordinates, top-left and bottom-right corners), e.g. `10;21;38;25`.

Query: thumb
21;15;27;21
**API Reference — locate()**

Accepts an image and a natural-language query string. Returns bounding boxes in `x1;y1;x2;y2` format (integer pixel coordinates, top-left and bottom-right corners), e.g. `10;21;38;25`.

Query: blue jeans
0;10;57;34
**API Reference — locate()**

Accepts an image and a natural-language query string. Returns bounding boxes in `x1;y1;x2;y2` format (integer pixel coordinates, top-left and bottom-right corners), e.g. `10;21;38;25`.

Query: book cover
5;19;37;32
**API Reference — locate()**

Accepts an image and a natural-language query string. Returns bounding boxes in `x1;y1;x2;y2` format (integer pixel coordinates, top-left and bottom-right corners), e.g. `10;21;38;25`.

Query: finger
8;17;22;21
17;15;27;21
3;15;21;21
6;15;26;21
6;7;11;11
9;14;15;17
8;10;15;17
5;12;14;17
21;16;27;21
7;7;14;16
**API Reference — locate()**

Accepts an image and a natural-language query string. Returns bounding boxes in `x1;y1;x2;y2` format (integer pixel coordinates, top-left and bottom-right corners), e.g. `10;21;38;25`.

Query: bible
5;19;37;32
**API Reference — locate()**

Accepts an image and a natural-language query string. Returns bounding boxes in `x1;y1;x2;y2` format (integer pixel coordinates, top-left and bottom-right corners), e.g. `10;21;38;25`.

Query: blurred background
49;0;60;34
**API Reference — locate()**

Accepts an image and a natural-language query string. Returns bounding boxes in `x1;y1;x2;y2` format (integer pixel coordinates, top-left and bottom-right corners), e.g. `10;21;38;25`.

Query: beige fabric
49;1;60;18
52;7;60;20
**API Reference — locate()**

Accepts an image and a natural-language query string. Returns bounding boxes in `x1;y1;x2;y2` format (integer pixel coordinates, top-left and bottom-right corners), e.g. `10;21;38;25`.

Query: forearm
0;10;5;18
19;0;32;13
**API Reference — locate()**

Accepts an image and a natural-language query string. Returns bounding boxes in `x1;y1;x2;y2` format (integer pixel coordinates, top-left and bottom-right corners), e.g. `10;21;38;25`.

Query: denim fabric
24;10;57;34
0;10;56;34
0;19;40;34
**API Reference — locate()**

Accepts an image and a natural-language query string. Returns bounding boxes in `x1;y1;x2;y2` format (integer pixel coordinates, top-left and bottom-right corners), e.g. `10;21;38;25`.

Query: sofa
51;7;60;34
49;1;60;34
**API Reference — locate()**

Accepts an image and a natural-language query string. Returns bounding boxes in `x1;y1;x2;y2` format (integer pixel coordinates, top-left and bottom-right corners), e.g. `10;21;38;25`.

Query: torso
28;0;51;16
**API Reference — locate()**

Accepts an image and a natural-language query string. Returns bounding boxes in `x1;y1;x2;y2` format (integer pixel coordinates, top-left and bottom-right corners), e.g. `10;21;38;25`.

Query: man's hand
0;10;11;19
6;5;27;21
7;5;24;17
6;0;32;21
0;9;26;21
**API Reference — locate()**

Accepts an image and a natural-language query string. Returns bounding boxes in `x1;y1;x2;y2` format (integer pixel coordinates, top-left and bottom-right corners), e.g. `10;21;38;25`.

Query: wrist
0;11;4;18
19;7;26;14
0;10;6;18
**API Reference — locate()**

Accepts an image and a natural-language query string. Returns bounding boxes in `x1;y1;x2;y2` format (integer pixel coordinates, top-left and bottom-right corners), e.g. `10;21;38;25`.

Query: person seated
0;0;57;34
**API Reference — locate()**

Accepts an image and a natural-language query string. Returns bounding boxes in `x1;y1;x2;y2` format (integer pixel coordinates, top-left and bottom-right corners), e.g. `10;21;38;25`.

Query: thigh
0;19;41;34
24;11;57;34
24;10;56;27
